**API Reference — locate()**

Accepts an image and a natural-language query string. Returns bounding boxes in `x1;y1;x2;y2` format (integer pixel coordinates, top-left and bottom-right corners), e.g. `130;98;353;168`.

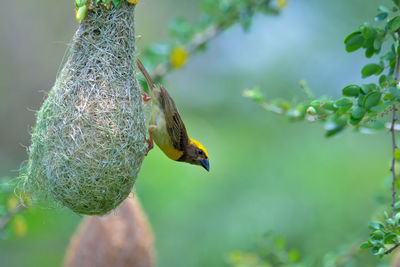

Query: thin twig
386;123;400;131
385;243;400;255
390;105;398;218
152;0;275;81
153;24;221;81
390;31;400;219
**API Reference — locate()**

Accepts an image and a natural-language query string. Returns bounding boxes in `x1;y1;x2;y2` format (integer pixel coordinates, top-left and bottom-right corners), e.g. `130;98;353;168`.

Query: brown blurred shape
391;250;400;267
64;196;155;267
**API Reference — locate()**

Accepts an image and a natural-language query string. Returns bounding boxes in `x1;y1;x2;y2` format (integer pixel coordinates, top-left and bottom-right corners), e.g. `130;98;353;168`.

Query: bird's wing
159;85;189;151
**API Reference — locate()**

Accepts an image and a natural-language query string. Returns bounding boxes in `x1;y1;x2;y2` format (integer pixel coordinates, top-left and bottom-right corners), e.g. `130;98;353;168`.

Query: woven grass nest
21;3;146;215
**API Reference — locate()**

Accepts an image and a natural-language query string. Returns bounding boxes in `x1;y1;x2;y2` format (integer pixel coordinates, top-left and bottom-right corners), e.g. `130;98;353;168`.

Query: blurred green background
0;0;396;266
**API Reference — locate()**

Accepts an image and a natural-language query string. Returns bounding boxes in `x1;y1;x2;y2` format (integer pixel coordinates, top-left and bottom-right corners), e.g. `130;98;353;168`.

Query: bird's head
182;138;210;171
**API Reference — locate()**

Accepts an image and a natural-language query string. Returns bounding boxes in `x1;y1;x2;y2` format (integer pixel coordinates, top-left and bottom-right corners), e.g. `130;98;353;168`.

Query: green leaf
386;218;395;226
111;0;122;8
388;16;400;31
310;100;322;109
288;249;300;263
373;37;383;50
344;31;364;52
350;117;362;126
384;233;397;244
325;118;347;137
351;106;366;119
395;148;400;160
390;86;400;99
275;236;286;249
372;230;385;241
393;0;400;8
322;101;336;111
75;5;88;22
360;83;377;94
306;106;317;115
335;98;353;108
379;75;387;87
372;245;384;255
360;242;373;249
361;23;374;38
342;85;361;97
365;47;375;58
369;222;385;230
375;12;388;22
385;93;394;100
243;87;264;103
75;0;88;7
378;5;390;13
325;126;345;137
363;92;382;110
361;63;383;78
335;97;353;115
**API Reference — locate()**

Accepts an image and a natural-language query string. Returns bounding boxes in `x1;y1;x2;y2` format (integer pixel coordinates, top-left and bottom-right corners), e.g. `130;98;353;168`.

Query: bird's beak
199;158;210;172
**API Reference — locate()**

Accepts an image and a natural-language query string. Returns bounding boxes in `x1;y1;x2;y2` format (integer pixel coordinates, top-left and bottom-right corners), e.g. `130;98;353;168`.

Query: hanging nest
21;2;146;215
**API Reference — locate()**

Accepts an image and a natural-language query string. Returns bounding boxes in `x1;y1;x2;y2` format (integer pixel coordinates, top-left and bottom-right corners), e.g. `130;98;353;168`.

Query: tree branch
151;0;276;82
153;25;220;81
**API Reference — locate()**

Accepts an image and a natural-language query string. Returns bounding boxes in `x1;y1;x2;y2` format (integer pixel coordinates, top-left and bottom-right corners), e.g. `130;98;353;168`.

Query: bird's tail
136;58;156;95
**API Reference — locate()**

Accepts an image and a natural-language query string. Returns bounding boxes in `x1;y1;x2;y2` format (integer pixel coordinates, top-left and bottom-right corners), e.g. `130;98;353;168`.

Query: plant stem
391;105;398;218
151;0;276;82
390;32;400;219
385;243;400;255
153;24;220;81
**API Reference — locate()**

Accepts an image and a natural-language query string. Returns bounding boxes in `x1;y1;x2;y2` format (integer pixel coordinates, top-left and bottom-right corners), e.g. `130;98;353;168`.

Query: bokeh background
0;0;395;266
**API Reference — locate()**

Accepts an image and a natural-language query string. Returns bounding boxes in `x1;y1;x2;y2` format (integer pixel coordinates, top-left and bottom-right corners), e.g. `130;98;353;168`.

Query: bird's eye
198;150;203;155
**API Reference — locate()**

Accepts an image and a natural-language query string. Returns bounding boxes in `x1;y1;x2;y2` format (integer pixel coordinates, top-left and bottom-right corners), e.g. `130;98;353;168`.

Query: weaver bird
136;59;210;171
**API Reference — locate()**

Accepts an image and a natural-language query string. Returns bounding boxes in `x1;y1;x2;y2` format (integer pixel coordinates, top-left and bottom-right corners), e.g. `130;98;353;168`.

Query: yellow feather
190;139;209;158
149;116;184;161
158;143;184;161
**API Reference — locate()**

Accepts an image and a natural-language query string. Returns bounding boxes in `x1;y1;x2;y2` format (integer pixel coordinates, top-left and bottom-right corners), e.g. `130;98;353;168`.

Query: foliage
0;178;27;239
227;233;304;267
245;2;400;137
226;234;376;267
74;0;138;22
4;0;400;264
75;0;129;9
0;0;281;235
245;0;400;258
138;0;281;90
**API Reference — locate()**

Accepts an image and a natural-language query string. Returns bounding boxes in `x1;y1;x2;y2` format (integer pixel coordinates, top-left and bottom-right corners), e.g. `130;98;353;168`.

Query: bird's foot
145;138;154;156
142;92;152;102
145;128;154;156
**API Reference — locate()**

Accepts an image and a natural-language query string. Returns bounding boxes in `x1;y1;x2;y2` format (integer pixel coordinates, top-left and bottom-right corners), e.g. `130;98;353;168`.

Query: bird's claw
145;138;154;155
142;92;152;102
145;129;154;156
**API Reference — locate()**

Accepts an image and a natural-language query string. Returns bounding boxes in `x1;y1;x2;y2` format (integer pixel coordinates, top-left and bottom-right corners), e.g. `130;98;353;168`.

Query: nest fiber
23;3;146;215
